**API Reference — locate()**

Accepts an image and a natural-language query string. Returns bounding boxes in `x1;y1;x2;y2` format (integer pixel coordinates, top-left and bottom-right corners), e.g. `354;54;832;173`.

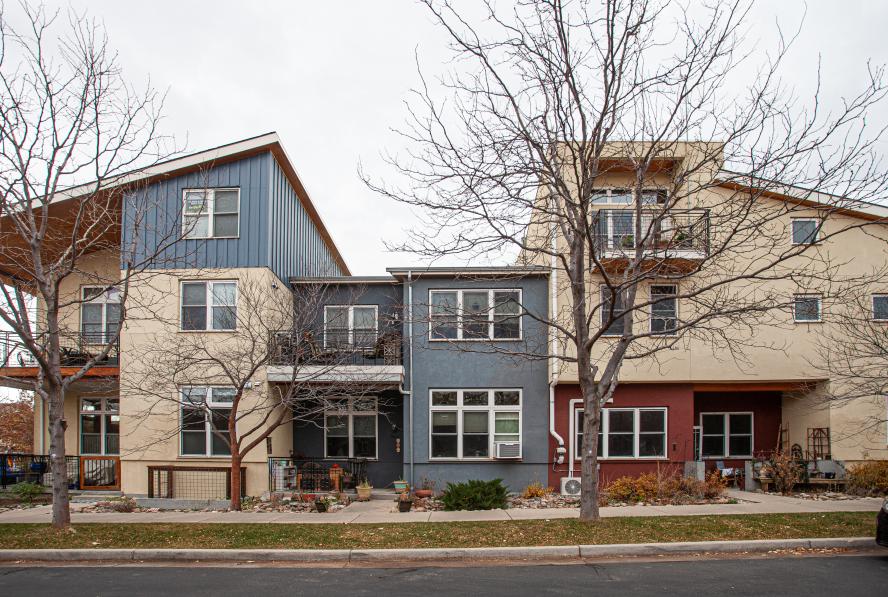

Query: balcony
0;331;120;383
592;209;710;260
266;329;404;385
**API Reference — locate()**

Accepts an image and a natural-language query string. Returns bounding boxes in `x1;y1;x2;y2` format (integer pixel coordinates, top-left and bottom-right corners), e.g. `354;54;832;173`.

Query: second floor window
793;294;821;323
81;287;121;343
650;285;677;335
181;281;237;331
873;295;888;321
600;285;626;336
791;218;818;245
183;188;240;239
429;289;522;341
324;306;378;348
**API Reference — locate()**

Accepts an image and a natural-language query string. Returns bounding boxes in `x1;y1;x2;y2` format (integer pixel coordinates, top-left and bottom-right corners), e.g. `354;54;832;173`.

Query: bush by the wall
440;479;509;511
846;460;888;496
602;469;726;505
10;482;44;504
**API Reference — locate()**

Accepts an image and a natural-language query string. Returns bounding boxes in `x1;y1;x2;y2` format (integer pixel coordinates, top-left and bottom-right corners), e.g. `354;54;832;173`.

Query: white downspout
548;193;566;466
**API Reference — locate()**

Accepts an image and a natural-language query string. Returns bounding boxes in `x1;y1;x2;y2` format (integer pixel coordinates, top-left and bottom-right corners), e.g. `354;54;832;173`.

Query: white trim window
324;305;378;348
429;389;522;459
699;412;753;458
183;188;240;239
81;287;121;343
180;387;234;457
600;285;627;336
181;281;237;331
79;397;119;455
429;289;522;341
650;285;677;335
790;218;819;245
793;294;822;323
324;397;378;459
575;407;667;460
873;294;888;321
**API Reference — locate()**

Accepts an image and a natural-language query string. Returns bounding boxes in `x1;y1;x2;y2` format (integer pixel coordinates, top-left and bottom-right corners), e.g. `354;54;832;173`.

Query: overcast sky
22;0;888;275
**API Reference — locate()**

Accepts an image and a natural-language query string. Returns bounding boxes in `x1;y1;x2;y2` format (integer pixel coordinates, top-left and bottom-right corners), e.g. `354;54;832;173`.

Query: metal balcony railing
269;329;402;367
592;209;710;255
0;331;120;368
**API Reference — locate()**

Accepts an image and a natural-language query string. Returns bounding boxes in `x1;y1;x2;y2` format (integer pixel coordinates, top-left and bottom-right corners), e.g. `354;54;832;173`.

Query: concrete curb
0;538;875;563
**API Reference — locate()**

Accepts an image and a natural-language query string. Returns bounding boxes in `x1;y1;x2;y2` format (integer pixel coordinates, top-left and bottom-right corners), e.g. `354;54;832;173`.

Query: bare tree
365;0;888;520
123;277;401;510
0;4;183;528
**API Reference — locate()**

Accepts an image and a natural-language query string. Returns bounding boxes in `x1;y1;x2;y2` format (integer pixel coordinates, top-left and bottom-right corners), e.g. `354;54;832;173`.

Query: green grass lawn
0;512;875;550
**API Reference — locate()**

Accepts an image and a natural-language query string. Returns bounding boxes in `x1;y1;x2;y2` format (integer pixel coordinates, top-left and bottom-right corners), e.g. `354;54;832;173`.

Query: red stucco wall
548;384;782;488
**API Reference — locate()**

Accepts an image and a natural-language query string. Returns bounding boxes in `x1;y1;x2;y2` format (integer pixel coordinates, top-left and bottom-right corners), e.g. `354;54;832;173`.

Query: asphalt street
2;554;886;596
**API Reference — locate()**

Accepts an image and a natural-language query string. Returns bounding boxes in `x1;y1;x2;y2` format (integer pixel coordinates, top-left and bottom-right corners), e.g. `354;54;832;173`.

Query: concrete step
70;491;123;502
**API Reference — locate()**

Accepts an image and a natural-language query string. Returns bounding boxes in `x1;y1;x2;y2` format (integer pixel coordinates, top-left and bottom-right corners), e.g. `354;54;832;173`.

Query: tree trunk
230;452;242;511
578;377;601;521
47;384;71;529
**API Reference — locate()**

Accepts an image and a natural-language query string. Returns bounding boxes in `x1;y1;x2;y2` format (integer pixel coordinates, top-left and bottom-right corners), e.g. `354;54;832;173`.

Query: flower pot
393;480;409;492
315;500;327;513
398;499;412;512
414;489;433;499
356;486;373;501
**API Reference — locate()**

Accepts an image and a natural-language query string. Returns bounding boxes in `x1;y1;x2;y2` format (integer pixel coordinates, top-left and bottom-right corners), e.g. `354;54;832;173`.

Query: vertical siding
123;153;271;270
268;157;343;279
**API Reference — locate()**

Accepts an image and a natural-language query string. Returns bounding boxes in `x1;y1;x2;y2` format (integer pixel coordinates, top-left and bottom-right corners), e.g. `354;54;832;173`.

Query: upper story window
793;294;822;323
81;287;121;343
183;188;240;239
180;386;234;456
181;281;237;331
873;295;888;321
791;218;819;245
324;305;378;348
429;289;522;341
600;285;626;336
591;188;665;205
650;285;677;335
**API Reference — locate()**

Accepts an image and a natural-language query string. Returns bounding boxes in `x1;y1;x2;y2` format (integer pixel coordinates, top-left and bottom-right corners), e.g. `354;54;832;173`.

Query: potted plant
314;495;335;513
397;492;413;513
414;476;435;499
393;479;409;493
356;480;373;501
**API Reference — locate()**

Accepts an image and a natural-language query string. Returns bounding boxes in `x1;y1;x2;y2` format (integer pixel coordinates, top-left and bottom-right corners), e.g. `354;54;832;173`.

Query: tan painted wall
530;149;888;461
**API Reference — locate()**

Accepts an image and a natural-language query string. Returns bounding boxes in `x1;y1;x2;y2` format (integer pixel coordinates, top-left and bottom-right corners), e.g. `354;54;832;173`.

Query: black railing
592;209;710;255
148;465;246;500
0;331;120;368
0;454;81;489
268;457;368;493
269;330;402;367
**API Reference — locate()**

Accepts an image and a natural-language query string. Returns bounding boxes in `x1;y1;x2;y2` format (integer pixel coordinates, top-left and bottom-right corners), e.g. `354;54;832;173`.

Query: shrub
846;460;888;496
762;451;804;495
602;469;726;505
97;497;136;512
521;482;554;499
11;482;44;503
441;479;509;511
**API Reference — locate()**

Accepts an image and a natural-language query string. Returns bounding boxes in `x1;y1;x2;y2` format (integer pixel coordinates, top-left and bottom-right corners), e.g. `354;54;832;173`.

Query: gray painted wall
123;151;342;280
403;275;550;494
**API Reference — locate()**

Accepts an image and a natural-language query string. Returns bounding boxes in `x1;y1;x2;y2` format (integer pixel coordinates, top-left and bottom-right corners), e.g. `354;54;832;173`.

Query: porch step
70;491;123;502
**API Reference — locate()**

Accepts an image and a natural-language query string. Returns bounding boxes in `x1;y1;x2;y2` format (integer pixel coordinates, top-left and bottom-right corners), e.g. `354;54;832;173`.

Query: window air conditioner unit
495;442;521;459
560;477;581;496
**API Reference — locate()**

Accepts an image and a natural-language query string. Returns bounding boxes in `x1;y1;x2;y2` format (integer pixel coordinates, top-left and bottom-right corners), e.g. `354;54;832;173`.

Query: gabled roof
716;171;888;222
49;132;350;274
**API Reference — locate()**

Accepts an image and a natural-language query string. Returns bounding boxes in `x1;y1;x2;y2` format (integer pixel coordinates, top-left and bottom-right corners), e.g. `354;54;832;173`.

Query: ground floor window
180;387;234;456
324;397;378;459
575;407;666;459
700;412;753;458
80;397;119;455
430;389;522;459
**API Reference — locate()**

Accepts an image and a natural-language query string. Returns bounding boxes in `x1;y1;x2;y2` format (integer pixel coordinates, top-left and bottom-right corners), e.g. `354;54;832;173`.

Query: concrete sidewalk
0;490;881;524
